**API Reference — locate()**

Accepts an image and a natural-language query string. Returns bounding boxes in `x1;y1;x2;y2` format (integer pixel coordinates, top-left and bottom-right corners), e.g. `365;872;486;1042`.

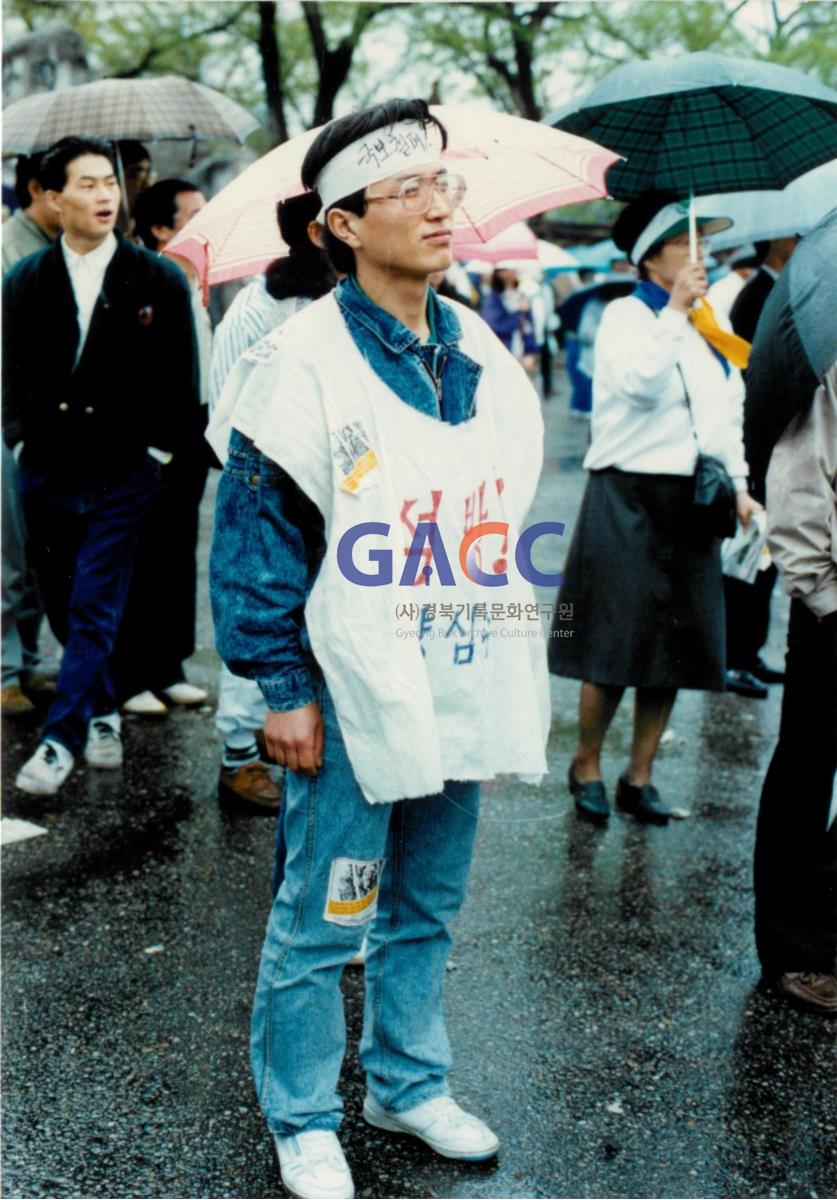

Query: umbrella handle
688;190;698;263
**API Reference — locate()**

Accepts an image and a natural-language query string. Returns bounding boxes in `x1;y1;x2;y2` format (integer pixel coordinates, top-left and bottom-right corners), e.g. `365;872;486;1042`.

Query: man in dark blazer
108;178;211;718
2;136;200;795
729;236;798;344
724;235;799;700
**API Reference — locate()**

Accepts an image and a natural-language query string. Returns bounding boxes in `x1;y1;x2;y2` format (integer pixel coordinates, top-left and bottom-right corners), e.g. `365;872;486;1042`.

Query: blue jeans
251;681;480;1136
20;459;159;754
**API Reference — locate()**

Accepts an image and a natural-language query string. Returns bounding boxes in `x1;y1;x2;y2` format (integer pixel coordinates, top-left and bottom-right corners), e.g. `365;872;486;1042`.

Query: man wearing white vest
209;99;550;1200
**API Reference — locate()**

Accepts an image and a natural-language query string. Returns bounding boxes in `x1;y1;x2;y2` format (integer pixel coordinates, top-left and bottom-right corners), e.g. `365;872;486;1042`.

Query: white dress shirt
706;270;747;323
584;295;748;487
61;233;118;365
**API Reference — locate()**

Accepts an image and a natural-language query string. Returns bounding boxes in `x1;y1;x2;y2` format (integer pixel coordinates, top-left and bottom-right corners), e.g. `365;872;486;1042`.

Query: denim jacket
210;277;483;711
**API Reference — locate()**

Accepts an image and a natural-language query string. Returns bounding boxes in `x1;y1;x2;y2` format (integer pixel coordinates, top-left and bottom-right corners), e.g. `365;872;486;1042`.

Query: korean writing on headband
337;520;566;588
314;120;444;211
356;126;432;171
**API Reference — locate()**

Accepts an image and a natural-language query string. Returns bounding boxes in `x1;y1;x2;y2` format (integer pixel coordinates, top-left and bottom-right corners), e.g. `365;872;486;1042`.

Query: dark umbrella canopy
2;75;260;155
744;207;837;498
549;52;837;200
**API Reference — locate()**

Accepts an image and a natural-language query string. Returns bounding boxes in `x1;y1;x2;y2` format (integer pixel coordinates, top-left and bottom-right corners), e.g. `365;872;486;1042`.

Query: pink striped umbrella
166;104;619;289
454;221;539;265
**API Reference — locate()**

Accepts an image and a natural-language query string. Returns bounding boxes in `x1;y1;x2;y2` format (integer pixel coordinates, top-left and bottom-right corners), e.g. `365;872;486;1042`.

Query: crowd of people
2;98;835;1200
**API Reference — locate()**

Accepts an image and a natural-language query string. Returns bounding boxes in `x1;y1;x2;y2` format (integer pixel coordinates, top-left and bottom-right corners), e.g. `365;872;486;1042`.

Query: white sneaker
123;689;168;716
161;682;208;706
273;1130;354;1200
84;713;123;768
363;1093;499;1160
15;740;74;795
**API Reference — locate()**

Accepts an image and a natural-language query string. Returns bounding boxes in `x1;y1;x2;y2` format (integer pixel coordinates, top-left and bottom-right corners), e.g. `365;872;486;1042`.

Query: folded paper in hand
721;511;768;585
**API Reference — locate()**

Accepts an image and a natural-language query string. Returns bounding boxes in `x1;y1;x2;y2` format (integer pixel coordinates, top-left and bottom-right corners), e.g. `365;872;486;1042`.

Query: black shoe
615;774;670;825
750;657;785;684
568;764;609;824
725;668;769;700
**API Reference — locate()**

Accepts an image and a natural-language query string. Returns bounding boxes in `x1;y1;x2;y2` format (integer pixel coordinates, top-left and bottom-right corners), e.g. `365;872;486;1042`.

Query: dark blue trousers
20;459;159;755
754;602;837;974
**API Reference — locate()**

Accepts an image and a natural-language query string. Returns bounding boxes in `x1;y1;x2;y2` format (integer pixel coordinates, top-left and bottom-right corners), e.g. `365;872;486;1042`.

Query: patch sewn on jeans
324;857;384;926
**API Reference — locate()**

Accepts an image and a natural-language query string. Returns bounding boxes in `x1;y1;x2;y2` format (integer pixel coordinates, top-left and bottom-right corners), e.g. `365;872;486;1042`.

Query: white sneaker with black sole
123;689;168;717
84;713;123;768
273;1130;354;1200
162;682;208;706
15;740;75;795
363;1093;499;1160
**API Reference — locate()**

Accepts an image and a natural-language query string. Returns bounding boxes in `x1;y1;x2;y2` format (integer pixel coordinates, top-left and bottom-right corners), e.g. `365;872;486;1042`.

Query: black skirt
548;468;725;690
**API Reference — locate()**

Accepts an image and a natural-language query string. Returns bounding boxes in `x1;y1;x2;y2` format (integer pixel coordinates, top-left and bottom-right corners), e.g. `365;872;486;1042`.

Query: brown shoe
774;972;837;1015
219;760;282;811
1;684;37;717
21;671;57;696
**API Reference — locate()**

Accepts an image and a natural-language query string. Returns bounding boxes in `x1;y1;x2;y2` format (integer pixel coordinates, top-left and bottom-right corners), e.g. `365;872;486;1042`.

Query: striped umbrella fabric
2;75;260;154
165;104;619;288
454;221;540;265
549;52;837;200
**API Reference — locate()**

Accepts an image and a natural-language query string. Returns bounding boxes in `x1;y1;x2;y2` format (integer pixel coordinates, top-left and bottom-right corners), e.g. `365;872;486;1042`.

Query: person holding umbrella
549;191;760;824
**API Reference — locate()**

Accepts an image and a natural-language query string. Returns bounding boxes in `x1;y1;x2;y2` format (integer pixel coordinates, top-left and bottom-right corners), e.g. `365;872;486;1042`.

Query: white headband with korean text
314;120;444;211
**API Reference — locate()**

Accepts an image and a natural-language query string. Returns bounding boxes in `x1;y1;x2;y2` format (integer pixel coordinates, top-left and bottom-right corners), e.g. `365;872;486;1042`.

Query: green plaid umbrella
548;52;837;201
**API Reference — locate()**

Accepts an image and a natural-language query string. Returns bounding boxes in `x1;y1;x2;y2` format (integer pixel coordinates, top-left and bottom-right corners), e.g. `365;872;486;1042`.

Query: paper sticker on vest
324;856;384;926
332;421;379;494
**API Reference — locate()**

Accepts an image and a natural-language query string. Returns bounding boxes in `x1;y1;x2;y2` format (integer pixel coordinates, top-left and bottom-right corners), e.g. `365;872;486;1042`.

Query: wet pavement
2;389;835;1200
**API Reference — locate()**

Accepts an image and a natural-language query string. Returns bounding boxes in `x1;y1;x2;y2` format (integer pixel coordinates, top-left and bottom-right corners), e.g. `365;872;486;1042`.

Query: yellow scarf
689;298;751;370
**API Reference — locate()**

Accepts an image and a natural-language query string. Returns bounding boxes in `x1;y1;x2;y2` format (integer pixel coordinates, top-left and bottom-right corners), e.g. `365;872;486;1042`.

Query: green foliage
5;0;835;135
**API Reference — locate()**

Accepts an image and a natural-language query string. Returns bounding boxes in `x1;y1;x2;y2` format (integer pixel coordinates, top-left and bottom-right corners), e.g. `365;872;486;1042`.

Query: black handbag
692;452;738;539
677;366;738;540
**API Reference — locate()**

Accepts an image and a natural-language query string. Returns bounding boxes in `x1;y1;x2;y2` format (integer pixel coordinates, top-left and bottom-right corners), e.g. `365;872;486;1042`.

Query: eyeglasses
366;172;467;214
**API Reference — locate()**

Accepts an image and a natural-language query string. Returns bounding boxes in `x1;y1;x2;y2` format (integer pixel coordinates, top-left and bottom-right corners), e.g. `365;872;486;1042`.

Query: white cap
631;200;733;265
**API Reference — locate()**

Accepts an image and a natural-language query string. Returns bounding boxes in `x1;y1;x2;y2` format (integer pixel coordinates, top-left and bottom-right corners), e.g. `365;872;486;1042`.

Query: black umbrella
744;207;837;498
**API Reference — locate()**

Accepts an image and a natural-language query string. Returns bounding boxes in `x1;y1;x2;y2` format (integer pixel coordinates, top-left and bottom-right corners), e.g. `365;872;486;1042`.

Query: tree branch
588;7;648;59
107;5;248;79
257;0;288;145
301;0;326;66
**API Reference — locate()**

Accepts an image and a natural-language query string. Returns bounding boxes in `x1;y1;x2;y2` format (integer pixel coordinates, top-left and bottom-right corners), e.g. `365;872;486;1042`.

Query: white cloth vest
231;292;550;805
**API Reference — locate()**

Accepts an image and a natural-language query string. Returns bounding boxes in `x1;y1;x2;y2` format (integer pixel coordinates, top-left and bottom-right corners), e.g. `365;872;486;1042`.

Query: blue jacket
210;277;482;711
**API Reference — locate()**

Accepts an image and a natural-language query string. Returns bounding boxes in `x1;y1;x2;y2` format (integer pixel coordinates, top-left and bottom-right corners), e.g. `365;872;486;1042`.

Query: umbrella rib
456;200;484;241
532;149;607;191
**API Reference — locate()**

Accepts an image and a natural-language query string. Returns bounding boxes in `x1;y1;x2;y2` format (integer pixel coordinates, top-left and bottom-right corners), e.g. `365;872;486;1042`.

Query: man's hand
264;703;324;776
668;262;709;313
736;489;763;532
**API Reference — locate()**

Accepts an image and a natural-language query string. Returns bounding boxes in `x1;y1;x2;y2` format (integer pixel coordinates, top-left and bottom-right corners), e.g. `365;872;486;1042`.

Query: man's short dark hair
117;140;151;166
300;98;448;276
39;136;116;193
132;179;200;250
13;154;45;210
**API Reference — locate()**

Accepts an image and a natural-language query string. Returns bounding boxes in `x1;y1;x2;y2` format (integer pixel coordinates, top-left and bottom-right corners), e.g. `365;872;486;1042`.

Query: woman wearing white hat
549;191;761;824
